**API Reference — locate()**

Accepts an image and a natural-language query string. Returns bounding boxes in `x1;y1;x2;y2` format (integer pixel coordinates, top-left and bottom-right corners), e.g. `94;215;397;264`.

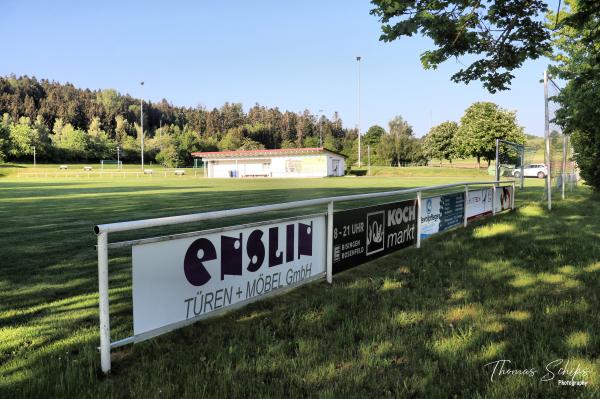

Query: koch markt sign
332;199;417;274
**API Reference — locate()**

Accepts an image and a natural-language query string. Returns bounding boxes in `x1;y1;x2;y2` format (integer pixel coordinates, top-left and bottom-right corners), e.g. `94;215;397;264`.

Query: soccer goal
100;160;123;170
495;139;524;188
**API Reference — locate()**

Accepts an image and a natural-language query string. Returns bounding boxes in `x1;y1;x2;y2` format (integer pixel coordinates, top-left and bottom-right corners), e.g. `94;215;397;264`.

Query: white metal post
511;181;516;210
140;81;145;171
464;185;469;227
544;70;551;210
520;146;524;189
326;201;334;284
492;185;497;216
416;192;422;248
97;232;111;374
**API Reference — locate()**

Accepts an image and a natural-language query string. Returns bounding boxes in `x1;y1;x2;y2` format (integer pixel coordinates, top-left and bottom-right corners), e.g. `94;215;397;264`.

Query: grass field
1;166;598;398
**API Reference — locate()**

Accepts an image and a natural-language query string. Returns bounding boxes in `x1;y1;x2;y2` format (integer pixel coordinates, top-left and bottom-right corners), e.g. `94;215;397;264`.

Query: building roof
192;147;347;159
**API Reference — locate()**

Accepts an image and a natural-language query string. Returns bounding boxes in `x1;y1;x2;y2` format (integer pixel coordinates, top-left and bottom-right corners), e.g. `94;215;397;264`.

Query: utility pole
544;70;551;210
318;109;324;147
356;56;362;167
140;81;145;170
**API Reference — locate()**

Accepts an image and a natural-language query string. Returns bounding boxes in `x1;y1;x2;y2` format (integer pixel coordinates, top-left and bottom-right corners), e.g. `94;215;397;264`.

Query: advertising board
494;186;513;212
332;199;417;274
132;216;326;335
466;188;493;221
420;192;465;239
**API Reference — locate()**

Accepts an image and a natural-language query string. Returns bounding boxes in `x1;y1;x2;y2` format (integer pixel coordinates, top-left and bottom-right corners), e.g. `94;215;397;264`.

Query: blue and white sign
420;192;465;239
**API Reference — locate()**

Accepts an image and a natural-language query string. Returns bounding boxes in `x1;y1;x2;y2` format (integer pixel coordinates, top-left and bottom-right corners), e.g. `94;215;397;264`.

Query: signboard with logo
494;186;513;212
466;188;493;221
420;192;465;239
332;199;417;274
132;216;326;335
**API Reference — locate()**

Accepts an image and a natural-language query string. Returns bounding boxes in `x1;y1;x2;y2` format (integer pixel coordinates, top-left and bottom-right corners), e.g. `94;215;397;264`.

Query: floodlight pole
318;109;323;147
544;70;551;210
140;81;144;171
356;56;361;167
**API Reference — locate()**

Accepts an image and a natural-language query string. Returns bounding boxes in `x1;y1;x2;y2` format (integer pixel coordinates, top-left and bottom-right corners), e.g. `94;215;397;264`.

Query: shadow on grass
1;183;599;398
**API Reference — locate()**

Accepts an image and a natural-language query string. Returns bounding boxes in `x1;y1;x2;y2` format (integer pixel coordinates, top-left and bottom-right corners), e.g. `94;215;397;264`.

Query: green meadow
0;167;598;398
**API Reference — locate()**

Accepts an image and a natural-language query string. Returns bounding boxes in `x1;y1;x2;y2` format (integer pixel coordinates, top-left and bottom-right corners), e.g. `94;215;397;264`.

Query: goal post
100;160;123;170
495;139;524;189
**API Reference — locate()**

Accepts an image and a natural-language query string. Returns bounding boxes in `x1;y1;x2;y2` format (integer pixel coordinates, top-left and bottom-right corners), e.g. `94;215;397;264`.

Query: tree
8;117;42;159
0;115;10;161
377;116;422;166
548;0;600;190
51;121;88;160
423;121;459;165
370;0;551;92
218;127;243;150
239;137;265;150
454;102;525;168
364;125;385;146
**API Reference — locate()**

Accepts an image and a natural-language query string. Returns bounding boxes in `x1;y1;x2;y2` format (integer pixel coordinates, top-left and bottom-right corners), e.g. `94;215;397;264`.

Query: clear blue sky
1;0;549;137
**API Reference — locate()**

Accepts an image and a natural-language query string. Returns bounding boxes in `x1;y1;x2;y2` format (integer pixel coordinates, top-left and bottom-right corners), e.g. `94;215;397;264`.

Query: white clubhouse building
192;147;346;178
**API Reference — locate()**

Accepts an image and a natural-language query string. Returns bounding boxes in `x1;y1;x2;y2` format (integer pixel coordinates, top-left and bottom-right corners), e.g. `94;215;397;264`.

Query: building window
285;160;301;173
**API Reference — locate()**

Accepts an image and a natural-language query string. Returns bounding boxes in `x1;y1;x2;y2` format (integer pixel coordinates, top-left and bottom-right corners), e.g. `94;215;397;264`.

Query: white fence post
511;181;516;210
326;201;334;284
416;191;422;248
97;232;111;374
492;185;497;216
464;185;469;227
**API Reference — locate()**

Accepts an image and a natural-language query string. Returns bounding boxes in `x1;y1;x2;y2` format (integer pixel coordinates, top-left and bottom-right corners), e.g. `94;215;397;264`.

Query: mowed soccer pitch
1;167;599;398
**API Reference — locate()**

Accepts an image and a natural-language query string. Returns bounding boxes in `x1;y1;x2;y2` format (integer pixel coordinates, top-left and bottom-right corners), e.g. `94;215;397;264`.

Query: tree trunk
477;156;481;169
487;159;491;167
449;159;453;168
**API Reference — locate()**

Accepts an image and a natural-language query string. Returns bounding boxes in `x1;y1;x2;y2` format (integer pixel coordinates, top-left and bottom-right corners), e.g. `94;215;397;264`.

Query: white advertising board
494;186;513;212
466;188;493;220
132;216;326;335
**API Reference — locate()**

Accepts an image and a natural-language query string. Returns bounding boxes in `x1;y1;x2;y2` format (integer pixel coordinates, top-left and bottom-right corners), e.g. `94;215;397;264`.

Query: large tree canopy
454;102;525;167
370;0;600;93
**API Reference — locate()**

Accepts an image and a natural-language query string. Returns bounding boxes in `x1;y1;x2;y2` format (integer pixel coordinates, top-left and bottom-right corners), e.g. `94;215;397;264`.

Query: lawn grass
0;170;598;398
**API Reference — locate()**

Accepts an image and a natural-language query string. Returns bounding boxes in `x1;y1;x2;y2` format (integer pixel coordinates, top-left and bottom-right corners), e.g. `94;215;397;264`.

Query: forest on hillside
0;75;361;166
0;75;528;168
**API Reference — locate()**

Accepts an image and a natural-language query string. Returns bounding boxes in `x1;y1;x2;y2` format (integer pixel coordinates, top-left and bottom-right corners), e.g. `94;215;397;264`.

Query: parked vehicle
513;164;547;178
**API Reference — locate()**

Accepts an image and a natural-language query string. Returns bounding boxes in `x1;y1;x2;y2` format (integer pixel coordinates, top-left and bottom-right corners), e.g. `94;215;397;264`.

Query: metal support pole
464;185;469;227
326;201;334;284
544;70;551;210
97;232;111;374
492;185;497;216
416;192;422;248
520;146;524;189
140;82;144;171
495;139;500;182
511;181;516;210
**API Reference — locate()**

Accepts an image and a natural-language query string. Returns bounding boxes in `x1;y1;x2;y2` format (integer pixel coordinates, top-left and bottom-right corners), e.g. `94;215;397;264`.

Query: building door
332;159;340;176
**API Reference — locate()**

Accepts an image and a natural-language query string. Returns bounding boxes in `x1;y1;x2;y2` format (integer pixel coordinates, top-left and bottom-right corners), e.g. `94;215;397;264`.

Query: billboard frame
94;180;515;374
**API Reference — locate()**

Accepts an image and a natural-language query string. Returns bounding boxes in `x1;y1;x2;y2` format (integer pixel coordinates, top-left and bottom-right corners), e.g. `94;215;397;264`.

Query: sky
0;0;551;137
